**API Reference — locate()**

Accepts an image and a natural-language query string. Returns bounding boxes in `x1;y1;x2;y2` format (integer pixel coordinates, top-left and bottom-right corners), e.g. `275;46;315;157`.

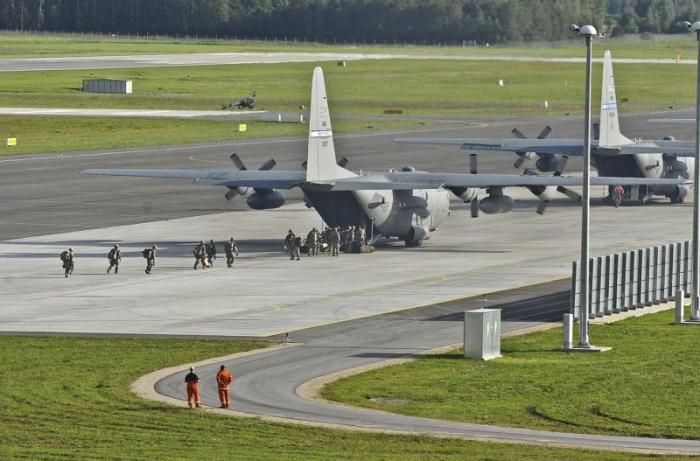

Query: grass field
0;58;694;117
0;335;691;460
323;309;700;440
1;31;697;60
0;116;425;155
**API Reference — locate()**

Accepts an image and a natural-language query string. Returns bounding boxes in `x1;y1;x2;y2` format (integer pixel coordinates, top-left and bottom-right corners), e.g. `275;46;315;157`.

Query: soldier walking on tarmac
289;236;302;261
206;239;217;267
216;365;233;408
184;366;201;409
107;244;121;274
224;237;239;267
330;227;340;256
283;229;295;254
60;248;74;277
193;240;208;269
306;228;319;256
143;245;157;274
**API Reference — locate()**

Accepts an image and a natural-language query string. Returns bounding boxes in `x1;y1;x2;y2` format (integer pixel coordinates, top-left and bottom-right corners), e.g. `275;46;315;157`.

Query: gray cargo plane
396;51;695;206
82;67;685;246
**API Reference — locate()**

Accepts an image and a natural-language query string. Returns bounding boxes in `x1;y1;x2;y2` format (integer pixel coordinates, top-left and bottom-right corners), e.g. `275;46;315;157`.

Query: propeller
553;156;581;202
470;153;479;217
225;153;276;201
512;125;551;168
524;155;579;215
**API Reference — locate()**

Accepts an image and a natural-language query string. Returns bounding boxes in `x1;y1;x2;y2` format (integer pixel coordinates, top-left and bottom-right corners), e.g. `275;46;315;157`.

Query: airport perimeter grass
0;116;425;155
323;309;700;440
0;58;694;118
1;31;698;60
0;335;690;460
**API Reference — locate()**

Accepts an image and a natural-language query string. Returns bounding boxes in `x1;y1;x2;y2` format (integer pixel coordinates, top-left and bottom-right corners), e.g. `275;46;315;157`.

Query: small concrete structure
464;308;501;360
82;78;132;94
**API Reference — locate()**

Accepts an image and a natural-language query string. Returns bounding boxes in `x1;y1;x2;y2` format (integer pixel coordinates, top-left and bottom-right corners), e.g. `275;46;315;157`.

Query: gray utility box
82;78;132;94
464;308;501;360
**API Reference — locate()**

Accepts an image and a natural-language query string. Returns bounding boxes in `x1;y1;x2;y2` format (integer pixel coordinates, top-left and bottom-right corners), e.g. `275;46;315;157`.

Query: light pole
678;21;700;321
571;24;599;348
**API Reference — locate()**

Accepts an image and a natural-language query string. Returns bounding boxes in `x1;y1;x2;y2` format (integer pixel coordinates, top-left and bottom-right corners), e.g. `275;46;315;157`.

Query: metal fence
571;241;692;320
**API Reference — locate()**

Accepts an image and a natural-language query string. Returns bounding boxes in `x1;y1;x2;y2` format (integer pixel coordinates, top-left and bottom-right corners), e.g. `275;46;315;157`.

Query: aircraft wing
327;172;689;191
394;137;585;155
395;137;697;157
81;169;306;189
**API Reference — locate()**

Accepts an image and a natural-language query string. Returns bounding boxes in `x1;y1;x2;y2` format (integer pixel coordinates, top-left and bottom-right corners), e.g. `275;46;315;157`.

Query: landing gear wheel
670;188;686;204
404;239;422;248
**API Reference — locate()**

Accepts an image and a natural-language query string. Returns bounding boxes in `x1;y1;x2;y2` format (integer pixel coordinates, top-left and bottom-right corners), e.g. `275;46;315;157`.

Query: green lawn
0;58;694;118
323;309;700;440
0;335;689;460
0;116;427;155
1;31;697;60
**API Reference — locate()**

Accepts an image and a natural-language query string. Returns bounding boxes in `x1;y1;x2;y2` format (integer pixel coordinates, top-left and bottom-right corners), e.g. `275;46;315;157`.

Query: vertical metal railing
571;241;692;320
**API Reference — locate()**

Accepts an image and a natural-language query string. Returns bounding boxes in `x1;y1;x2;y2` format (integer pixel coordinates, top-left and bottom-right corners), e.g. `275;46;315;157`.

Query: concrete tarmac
1;51;696;72
0;111;694;336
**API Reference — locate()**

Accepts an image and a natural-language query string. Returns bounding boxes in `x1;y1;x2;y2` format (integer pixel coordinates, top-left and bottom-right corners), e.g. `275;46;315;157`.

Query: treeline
0;0;696;44
608;0;700;35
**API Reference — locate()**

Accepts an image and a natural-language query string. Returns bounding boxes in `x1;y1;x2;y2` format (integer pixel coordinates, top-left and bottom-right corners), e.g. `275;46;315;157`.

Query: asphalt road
0;109;692;241
154;279;700;454
1;52;696;72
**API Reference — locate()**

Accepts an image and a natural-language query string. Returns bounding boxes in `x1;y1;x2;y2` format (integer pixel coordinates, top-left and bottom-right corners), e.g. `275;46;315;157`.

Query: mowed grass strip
0;336;690;460
0;59;693;117
0;116;424;155
323;309;700;440
0;31;697;60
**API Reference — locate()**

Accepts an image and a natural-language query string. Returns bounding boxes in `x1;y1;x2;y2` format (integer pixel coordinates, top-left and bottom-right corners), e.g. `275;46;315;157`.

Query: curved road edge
133;319;700;455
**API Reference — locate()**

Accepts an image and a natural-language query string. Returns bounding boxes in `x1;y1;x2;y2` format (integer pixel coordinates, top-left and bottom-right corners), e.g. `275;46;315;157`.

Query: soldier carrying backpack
60;248;74;278
143;245;157;274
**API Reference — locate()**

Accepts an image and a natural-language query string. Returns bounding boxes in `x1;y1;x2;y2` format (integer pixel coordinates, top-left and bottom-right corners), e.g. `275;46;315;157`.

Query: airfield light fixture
677;20;700;321
572;24;598;348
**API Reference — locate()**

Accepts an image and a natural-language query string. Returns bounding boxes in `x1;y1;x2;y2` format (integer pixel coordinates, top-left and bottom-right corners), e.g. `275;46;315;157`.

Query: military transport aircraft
396;51;695;207
82;67;686;246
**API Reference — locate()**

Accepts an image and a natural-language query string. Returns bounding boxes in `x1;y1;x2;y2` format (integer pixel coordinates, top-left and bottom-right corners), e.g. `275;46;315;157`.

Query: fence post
676;289;685;324
571;260;580;321
562;314;574;349
604;254;613;315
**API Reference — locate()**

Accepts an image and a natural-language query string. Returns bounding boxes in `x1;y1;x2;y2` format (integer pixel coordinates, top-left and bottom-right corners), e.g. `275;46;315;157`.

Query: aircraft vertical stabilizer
306;67;354;182
599;50;632;147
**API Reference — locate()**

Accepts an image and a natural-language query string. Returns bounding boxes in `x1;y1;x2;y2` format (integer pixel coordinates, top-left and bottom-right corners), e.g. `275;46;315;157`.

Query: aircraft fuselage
302;187;450;244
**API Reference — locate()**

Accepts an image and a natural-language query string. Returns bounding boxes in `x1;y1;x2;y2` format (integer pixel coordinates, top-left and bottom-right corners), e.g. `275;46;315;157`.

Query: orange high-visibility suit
216;367;233;408
185;371;201;408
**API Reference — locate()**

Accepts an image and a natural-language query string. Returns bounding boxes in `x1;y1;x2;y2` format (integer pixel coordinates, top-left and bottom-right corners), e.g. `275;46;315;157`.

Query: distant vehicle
82;68;685;247
396;50;696;206
221;91;256;110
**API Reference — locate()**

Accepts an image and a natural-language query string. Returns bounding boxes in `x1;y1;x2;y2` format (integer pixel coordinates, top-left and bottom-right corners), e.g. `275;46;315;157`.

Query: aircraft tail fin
306;67;352;182
599;50;632;147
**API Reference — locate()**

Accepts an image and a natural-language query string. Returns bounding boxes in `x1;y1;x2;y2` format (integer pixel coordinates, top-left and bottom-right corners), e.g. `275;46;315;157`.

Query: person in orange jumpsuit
216;365;233;408
184;366;201;409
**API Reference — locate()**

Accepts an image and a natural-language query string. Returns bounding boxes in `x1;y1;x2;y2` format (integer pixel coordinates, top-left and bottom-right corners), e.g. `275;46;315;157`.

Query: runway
0;111;694;337
0;51;695;72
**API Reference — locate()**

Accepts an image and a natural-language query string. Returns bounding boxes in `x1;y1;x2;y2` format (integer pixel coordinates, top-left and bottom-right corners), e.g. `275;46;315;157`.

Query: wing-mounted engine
227;153;287;210
511;126;562;172
478;187;514;215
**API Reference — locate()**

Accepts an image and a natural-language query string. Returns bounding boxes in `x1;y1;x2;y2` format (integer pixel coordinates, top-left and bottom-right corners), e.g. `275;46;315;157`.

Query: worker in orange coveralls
184;366;201;409
216;365;233;408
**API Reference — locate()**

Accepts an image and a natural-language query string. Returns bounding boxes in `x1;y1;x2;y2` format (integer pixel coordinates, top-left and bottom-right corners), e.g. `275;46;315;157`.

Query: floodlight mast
677;20;700;321
570;24;599;347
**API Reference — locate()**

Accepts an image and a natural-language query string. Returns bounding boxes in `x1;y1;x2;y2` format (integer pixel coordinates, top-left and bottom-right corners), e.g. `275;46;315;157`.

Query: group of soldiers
59;238;239;277
284;224;368;260
193;238;239;269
